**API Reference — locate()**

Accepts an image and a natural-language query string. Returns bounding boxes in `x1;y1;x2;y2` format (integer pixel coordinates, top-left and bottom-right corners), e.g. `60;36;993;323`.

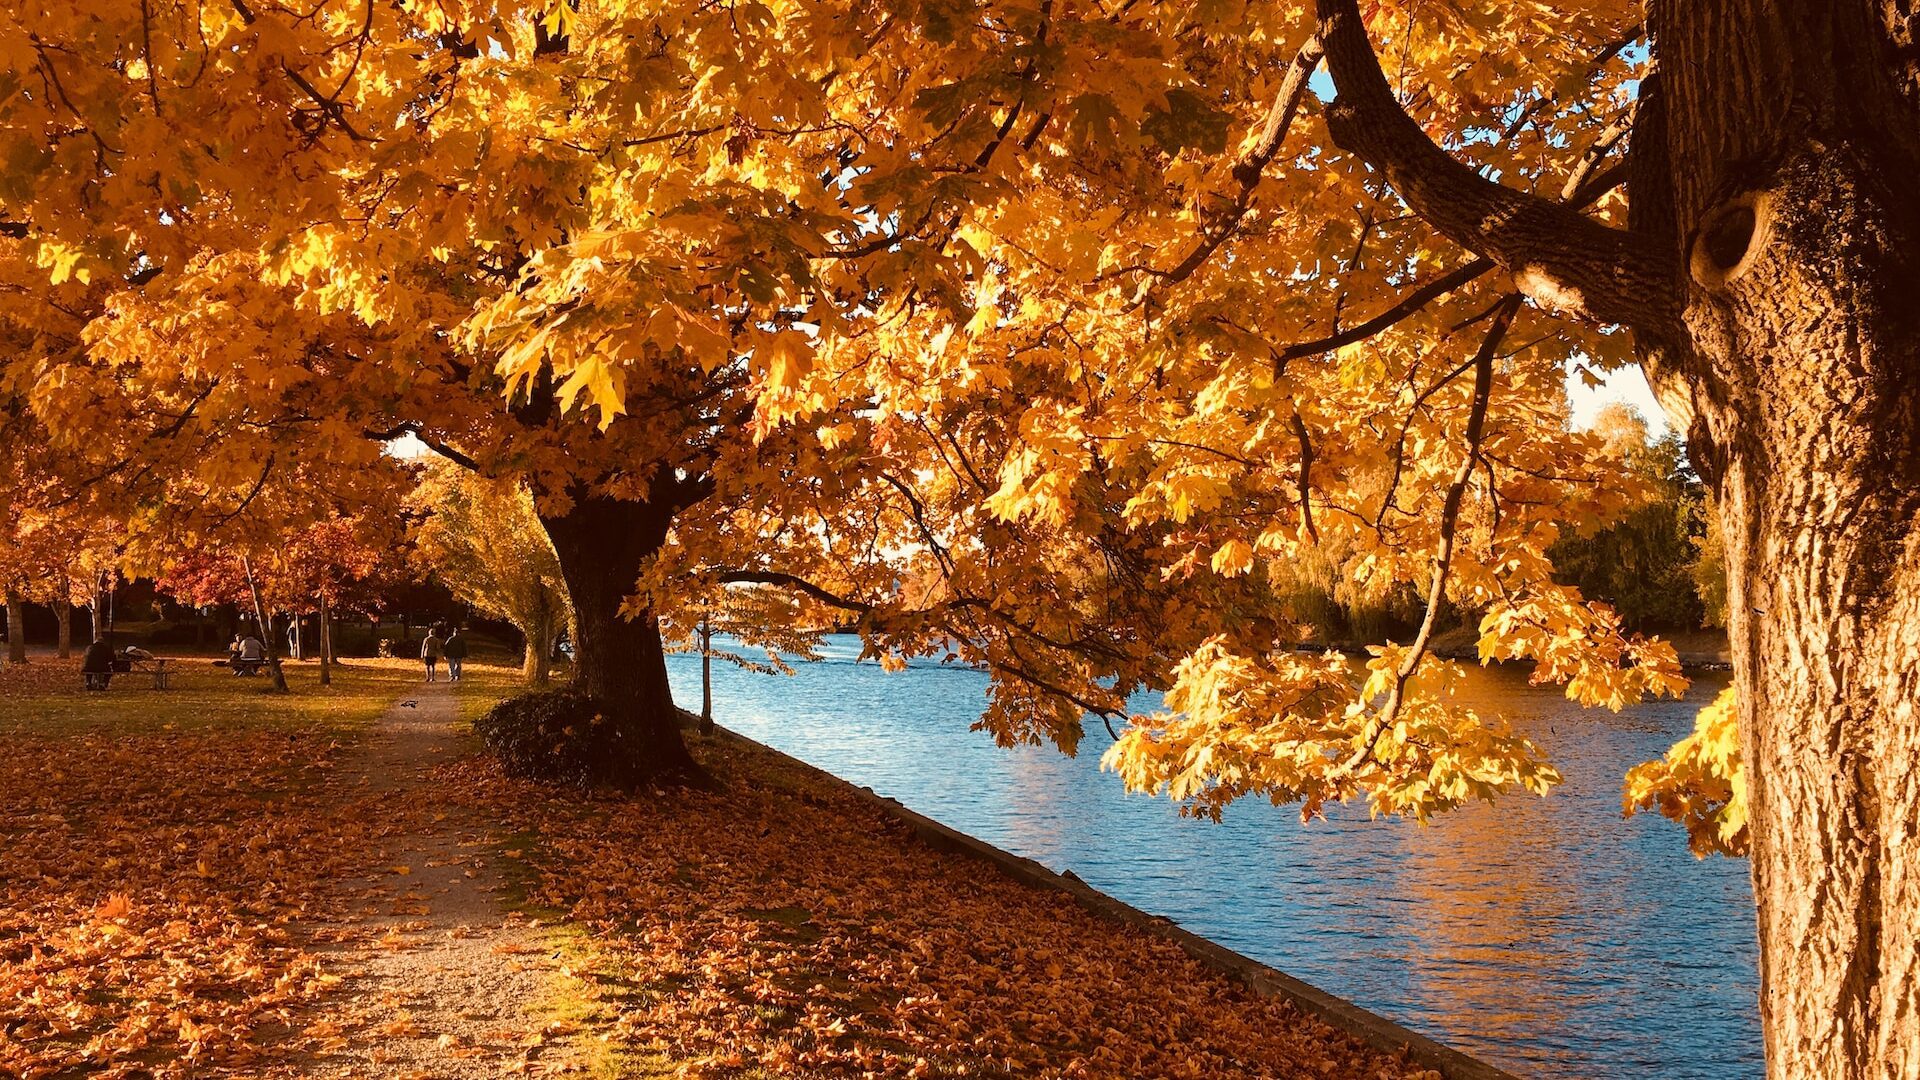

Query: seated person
81;637;116;690
234;633;266;674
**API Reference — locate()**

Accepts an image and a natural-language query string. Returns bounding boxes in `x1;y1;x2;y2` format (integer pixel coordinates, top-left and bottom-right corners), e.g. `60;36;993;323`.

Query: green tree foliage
1549;406;1711;633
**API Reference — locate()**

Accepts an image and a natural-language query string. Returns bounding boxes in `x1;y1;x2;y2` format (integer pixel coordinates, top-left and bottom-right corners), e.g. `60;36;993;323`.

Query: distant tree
410;466;572;685
155;512;400;685
1690;495;1731;630
1549;406;1707;632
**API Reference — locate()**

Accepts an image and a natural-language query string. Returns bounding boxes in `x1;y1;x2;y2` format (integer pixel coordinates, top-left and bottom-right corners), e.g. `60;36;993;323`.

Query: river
663;636;1759;1079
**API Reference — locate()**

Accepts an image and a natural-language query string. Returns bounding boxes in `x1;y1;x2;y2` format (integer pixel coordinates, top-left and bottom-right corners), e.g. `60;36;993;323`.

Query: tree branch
1291;410;1319;542
362;422;480;471
1330;293;1520;781
714;570;873;612
1314;0;1677;330
1152;37;1324;287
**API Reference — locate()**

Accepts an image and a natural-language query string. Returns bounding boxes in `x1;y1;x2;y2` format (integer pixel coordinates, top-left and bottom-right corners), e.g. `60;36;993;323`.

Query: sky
1566;362;1670;438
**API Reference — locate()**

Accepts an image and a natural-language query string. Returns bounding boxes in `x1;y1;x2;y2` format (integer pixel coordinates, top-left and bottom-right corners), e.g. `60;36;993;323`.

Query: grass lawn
449;658;536;728
0;651;423;739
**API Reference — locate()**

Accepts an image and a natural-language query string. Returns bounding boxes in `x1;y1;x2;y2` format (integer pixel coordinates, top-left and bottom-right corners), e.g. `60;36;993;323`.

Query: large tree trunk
522;591;555;686
1314;0;1919;1063
539;491;696;781
1634;5;1920;1075
4;589;25;665
55;599;71;660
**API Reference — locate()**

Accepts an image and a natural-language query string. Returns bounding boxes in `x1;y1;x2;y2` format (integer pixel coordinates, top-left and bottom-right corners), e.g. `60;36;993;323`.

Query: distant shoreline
1301;626;1735;672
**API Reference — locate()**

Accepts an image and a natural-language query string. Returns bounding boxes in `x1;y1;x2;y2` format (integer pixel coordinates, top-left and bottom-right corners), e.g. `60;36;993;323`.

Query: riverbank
1365;626;1733;670
437;723;1453;1078
1;654;1453;1078
664;637;1762;1078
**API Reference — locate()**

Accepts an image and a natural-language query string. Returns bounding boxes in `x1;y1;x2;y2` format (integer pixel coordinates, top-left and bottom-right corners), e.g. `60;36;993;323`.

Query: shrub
472;686;647;788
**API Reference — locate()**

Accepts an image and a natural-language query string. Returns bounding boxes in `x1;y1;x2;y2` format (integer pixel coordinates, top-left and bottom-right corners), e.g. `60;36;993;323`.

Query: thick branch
362;421;480;471
1315;0;1677;330
715;570;872;612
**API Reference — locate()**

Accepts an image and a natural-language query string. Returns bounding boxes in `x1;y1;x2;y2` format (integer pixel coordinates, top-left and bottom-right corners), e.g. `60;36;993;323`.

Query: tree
154;512;398;687
1305;6;1920;1072
0;425;121;663
0;2;903;779
5;3;1915;1072
1548;405;1708;632
410;465;572;685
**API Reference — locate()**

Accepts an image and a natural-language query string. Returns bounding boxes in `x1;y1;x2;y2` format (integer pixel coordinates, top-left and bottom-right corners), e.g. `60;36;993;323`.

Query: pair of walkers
420;627;468;682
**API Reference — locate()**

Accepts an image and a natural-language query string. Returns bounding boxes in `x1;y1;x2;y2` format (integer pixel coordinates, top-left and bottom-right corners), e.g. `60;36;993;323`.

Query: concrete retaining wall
708;723;1522;1080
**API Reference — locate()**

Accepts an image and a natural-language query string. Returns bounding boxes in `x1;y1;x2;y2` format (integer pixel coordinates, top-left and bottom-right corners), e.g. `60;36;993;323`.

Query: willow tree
411;465;572;685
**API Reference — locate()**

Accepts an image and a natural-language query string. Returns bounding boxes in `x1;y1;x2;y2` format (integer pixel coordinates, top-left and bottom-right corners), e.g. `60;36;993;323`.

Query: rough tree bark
55;598;70;660
1636;6;1920;1075
538;487;698;781
1314;1;1920;1075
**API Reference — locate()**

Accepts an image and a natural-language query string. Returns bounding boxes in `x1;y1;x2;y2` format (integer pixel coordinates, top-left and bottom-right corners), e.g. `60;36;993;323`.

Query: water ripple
666;637;1760;1079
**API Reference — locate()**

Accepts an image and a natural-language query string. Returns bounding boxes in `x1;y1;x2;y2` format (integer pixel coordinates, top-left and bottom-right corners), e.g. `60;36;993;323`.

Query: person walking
443;627;468;683
421;627;445;682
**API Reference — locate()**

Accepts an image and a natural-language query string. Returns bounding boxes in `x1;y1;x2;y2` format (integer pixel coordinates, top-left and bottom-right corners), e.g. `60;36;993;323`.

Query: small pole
699;617;714;736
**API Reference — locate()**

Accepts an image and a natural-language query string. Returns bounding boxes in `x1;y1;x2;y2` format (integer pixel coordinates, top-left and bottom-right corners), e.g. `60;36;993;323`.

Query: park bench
82;655;175;690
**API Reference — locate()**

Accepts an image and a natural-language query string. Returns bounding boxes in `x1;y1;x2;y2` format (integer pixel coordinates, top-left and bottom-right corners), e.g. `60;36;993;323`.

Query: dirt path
300;680;593;1078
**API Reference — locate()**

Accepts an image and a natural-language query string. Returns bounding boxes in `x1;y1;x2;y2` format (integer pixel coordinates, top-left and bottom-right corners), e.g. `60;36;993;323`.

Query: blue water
665;636;1760;1079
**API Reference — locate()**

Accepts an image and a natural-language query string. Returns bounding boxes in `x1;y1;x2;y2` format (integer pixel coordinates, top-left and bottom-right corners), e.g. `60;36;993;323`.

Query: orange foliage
0;663;385;1077
438;740;1439;1079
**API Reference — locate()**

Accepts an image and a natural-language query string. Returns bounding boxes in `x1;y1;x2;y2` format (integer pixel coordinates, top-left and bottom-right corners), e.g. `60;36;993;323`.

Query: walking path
299;682;591;1078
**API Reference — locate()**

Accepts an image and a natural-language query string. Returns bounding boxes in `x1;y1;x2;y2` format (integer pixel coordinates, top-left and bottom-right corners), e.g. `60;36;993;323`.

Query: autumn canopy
5;1;1919;1077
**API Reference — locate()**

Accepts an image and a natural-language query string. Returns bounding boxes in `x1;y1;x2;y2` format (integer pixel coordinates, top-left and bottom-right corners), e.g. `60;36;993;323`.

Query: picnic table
125;656;175;689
